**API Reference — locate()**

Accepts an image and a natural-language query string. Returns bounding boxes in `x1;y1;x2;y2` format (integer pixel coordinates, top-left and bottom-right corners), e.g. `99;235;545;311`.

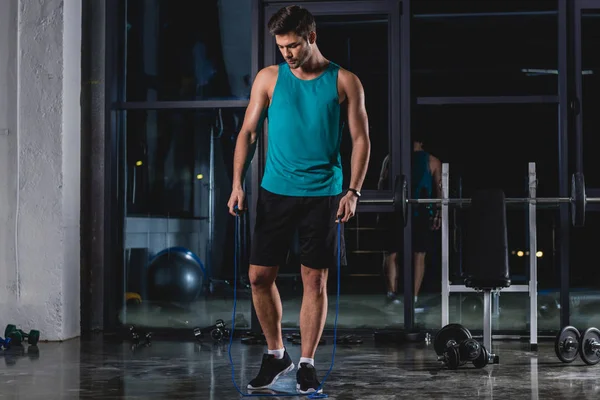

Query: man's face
275;32;314;69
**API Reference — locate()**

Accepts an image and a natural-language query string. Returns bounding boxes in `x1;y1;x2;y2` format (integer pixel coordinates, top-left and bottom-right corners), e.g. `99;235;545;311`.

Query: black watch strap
347;188;361;198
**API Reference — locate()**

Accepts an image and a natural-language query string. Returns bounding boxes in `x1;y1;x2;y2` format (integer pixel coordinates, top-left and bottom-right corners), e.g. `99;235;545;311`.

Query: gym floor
1;333;599;399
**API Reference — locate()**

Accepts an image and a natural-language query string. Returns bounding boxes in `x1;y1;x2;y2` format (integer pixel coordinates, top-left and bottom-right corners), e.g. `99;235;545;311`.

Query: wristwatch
347;188;361;198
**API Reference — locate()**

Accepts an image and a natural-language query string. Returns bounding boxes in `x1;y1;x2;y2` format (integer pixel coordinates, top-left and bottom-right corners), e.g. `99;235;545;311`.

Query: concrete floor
1;333;600;399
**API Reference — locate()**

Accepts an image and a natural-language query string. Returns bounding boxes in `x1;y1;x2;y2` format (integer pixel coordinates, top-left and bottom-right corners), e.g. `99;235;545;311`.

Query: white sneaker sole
296;384;323;394
247;362;295;390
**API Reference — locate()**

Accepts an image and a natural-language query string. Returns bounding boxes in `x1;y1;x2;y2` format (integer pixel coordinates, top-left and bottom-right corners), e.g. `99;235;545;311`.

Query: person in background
378;136;441;311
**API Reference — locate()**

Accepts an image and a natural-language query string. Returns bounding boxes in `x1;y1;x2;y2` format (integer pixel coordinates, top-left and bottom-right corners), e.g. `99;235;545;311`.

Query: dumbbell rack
440;162;539;354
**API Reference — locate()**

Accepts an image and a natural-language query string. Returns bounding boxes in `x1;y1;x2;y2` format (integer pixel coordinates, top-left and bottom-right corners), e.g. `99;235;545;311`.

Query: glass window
412;0;558;97
570;212;600;329
273;14;391;192
120;108;252;331
410;103;560;332
582;10;600;187
124;0;252;102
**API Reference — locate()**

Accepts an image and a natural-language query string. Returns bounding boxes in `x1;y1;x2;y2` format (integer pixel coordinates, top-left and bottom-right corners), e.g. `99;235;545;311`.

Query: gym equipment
462;188;508;364
129;326;151;351
193;319;230;343
335;335;363;345
5;324;40;346
393;170;595;228
434;324;489;369
228;206;338;399
125;292;142;306
146;247;206;304
555;326;600;365
441;163;538;352
579;327;600;365
433;324;472;356
0;336;11;350
555;326;581;363
285;332;327;346
240;332;267;345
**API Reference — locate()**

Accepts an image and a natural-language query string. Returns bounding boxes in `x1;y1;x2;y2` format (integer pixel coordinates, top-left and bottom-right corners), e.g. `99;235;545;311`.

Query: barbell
392;172;597;228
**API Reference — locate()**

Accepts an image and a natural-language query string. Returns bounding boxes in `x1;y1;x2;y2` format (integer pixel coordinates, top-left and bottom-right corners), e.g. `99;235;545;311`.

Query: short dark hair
267;5;316;39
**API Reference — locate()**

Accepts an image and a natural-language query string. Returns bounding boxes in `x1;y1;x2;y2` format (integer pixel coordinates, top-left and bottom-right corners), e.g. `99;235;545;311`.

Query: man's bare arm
431;156;443;198
342;71;371;192
232;68;273;190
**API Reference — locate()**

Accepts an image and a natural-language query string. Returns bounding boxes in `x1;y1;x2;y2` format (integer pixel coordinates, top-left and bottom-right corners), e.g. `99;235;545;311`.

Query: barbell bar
392;172;594;228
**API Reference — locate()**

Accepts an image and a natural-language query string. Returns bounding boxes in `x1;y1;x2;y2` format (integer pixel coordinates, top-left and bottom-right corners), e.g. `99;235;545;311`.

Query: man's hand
336;192;358;223
430;210;441;230
228;187;246;216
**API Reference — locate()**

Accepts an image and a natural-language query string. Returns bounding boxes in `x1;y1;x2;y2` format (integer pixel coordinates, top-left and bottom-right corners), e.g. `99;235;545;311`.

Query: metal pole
441;163;450;327
483;290;492;355
529;162;538;351
208;124;215;280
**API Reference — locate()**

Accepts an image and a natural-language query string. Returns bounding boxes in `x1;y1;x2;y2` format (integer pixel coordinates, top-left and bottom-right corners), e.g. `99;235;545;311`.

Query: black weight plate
554;326;580;363
579;327;600;365
433;324;472;356
571;172;586;227
445;346;460;370
393;175;408;227
472;345;489;369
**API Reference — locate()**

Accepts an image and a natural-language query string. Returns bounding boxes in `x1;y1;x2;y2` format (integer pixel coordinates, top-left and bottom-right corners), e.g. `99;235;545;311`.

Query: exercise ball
147;247;206;303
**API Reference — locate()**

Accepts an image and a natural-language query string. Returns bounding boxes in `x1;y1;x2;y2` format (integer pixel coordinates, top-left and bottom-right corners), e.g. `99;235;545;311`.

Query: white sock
268;348;285;359
299;357;314;367
414;296;418;304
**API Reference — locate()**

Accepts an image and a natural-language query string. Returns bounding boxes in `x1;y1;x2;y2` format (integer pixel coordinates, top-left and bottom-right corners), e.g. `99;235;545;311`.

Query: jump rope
228;206;342;399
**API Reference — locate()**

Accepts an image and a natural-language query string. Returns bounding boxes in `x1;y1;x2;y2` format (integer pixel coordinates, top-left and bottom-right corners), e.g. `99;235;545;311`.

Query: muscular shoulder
429;154;442;171
338;68;361;88
337;68;363;103
253;66;279;95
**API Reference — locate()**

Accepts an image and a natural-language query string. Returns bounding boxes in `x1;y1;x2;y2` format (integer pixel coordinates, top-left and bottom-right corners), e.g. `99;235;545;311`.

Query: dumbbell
0;336;12;350
555;326;600;365
433;323;490;369
193;319;230;343
129;326;152;351
5;324;40;346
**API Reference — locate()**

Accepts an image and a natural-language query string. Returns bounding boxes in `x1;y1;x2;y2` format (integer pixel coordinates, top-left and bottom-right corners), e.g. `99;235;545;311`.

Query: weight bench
463;188;511;364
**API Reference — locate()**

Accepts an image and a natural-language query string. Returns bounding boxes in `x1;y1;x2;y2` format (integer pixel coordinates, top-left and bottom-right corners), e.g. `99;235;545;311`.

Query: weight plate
5;324;16;339
579;327;600;365
433;323;472;356
571;172;586;228
554;326;580;363
472;345;489;369
444;345;460;370
393;175;408;227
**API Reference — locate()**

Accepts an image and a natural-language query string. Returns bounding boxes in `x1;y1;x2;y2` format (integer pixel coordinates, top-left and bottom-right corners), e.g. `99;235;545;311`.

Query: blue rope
228;211;341;399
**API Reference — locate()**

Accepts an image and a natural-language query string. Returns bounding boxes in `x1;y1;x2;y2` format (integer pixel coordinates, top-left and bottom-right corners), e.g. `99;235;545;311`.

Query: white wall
0;0;81;340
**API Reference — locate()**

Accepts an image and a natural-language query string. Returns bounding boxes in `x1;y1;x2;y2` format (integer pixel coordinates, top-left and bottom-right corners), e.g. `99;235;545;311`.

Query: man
226;5;370;395
378;137;441;311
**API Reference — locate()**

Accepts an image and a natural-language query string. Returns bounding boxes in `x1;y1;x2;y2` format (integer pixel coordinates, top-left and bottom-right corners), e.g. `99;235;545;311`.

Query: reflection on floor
2;334;600;399
119;289;600;333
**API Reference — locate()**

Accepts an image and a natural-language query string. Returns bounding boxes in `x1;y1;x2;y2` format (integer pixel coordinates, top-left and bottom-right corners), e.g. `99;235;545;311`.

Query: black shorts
381;208;434;254
249;187;347;270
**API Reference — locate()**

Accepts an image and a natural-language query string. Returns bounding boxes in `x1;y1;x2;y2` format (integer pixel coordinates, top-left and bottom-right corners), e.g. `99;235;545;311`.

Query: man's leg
384;252;398;293
294;194;343;394
246;188;297;390
249;265;283;351
299;265;329;360
413;251;426;298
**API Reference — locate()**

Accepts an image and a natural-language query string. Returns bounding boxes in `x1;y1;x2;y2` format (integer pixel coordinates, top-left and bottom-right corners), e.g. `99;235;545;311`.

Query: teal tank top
261;62;343;197
413;150;433;217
